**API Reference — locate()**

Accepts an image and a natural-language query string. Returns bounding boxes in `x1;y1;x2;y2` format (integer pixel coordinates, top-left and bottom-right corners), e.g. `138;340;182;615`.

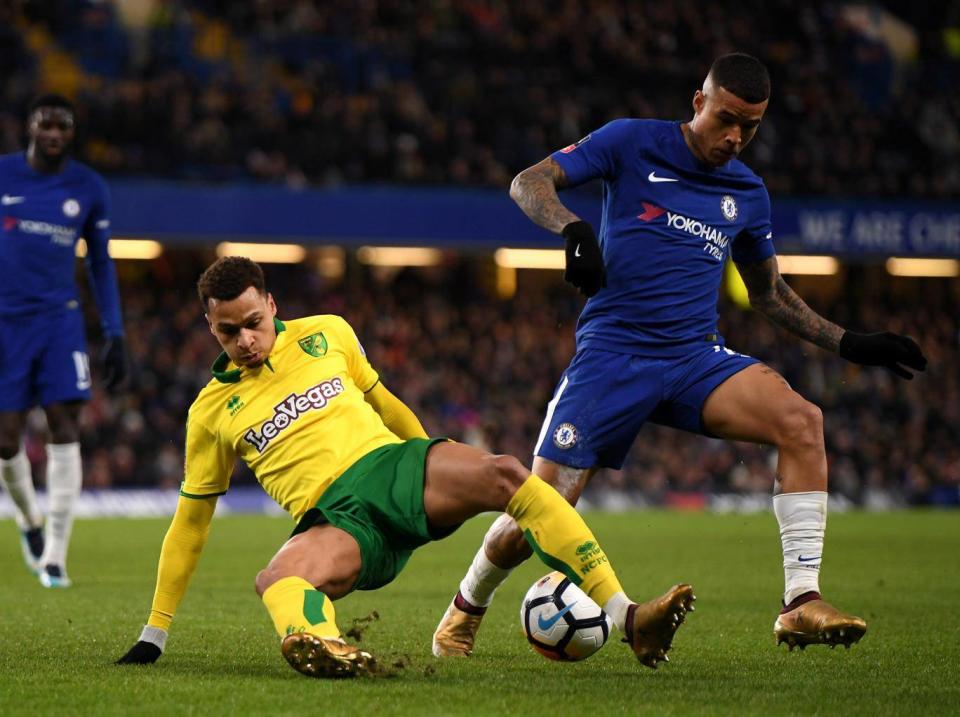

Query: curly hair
196;256;266;307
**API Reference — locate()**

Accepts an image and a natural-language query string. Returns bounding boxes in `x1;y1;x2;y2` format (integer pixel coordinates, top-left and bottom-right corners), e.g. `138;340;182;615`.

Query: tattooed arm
509;158;581;233
511;157;607;296
736;256;844;352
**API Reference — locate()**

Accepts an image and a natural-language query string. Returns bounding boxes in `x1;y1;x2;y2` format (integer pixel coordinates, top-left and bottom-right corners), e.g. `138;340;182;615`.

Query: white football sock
43;442;83;568
773;491;827;605
1;447;43;529
458;545;513;608
603;591;631;633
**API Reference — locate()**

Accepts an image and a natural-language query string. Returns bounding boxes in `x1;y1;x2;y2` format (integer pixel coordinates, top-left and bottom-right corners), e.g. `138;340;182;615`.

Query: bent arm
147;495;218;630
736;256;844;352
364;382;428;440
509;157;581;234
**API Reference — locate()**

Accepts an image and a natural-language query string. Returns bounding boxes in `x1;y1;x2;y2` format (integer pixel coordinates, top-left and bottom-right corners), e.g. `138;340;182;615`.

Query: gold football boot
623;583;696;669
432;596;486;657
774;595;867;650
281;632;376;678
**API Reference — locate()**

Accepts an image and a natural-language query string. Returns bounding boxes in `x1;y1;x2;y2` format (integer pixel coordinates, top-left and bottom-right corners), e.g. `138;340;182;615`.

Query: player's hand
116;626;167;665
101;336;127;392
838;331;927;379
561;221;606;297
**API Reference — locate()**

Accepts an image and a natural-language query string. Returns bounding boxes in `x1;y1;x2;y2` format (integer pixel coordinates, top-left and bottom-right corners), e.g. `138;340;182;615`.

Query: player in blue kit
433;54;927;662
0;95;126;588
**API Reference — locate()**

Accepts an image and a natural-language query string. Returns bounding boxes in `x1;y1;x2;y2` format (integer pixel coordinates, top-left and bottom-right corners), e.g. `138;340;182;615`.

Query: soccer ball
520;571;612;661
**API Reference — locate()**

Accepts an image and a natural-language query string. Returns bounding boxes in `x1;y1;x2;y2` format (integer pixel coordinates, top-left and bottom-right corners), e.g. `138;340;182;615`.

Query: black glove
562;221;606;297
101;336;127;391
116;640;162;665
838;331;927;380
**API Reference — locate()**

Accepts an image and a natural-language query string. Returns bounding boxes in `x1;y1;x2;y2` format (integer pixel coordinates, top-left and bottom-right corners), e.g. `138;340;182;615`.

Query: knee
485;454;530;506
549;469;587;505
775;398;824;451
48;423;79;445
0;425;22;459
45;405;81;444
254;567;278;597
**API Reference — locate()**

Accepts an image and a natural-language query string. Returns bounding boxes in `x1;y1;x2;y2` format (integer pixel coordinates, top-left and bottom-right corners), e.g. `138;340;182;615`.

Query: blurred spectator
17;254;957;507
0;0;957;196
3;1;957;507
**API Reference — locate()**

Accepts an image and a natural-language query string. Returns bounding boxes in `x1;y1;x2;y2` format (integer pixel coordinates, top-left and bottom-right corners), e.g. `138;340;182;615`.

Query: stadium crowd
1;0;958;196
1;2;956;507
16;257;957;508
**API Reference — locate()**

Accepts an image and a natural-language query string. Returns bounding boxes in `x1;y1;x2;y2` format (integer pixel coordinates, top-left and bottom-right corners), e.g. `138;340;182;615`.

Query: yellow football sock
506;475;624;608
261;576;340;639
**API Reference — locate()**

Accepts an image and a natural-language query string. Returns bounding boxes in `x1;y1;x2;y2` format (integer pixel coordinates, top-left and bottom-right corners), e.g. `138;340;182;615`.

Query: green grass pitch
0;510;957;716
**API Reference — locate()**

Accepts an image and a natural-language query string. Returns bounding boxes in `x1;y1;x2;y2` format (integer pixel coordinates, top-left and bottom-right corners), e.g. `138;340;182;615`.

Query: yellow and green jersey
180;315;401;520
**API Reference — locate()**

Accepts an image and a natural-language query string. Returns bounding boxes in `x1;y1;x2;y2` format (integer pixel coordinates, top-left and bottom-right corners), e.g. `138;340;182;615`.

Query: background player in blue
433;54;927;661
0;95;126;588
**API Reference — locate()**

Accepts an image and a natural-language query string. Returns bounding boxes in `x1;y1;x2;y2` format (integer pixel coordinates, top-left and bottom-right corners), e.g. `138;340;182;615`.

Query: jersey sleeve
731;184;776;264
550;118;636;187
332;317;380;392
179;412;235;498
83;174;125;337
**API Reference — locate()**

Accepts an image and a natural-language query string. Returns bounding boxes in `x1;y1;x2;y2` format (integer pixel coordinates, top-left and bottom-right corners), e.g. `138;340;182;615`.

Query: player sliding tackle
117;257;695;677
434;53;927;657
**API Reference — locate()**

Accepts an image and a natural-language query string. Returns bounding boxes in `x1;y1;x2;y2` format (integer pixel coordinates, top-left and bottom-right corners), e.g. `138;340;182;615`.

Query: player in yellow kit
116;257;695;677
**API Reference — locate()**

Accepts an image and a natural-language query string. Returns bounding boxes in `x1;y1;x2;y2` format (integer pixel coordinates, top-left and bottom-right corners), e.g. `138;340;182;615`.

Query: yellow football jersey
180;315;401;520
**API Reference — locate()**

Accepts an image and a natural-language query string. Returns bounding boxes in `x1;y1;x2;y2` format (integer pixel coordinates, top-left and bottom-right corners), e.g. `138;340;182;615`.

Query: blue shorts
534;345;759;470
0;305;92;411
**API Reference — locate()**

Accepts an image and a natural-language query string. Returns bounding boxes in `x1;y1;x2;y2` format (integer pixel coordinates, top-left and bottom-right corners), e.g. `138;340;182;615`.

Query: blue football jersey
552;119;774;357
0;152;123;336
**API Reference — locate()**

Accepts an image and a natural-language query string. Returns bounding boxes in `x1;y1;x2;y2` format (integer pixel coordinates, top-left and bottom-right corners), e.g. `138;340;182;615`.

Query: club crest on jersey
243;378;345;453
560;134;592;154
721;195;738;222
298;332;328;358
553;422;578;449
62;199;80;218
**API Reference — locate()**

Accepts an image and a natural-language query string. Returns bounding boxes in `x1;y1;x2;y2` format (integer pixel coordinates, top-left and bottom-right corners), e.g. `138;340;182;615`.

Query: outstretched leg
433;459;590;656
424;441;694;668
703;363;866;649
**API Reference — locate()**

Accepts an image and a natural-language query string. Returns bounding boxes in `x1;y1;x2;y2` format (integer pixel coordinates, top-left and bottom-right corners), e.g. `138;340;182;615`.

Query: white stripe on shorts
533;375;569;456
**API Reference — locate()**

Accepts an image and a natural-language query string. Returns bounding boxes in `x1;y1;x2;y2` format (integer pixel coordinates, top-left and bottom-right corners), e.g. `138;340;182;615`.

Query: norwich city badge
298;332;328;358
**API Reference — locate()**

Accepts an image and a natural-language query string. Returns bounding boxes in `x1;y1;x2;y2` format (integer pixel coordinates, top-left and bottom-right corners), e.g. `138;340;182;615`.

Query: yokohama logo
4;216;77;244
665;211;729;247
637;204;730;246
243;377;345;453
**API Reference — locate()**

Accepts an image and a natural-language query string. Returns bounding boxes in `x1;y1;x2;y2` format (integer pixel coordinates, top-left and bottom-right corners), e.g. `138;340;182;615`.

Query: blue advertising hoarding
773;199;960;257
108;181;960;257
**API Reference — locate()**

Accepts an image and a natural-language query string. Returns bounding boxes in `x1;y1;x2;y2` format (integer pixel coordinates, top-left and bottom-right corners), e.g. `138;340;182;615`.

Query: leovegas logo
242;378;345;453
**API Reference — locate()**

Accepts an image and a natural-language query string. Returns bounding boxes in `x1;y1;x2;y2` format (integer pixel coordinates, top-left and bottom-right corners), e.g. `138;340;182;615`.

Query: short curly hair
197;256;266;307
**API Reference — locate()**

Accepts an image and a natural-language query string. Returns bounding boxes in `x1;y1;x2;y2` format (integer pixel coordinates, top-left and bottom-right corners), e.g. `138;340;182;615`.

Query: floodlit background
0;0;957;512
